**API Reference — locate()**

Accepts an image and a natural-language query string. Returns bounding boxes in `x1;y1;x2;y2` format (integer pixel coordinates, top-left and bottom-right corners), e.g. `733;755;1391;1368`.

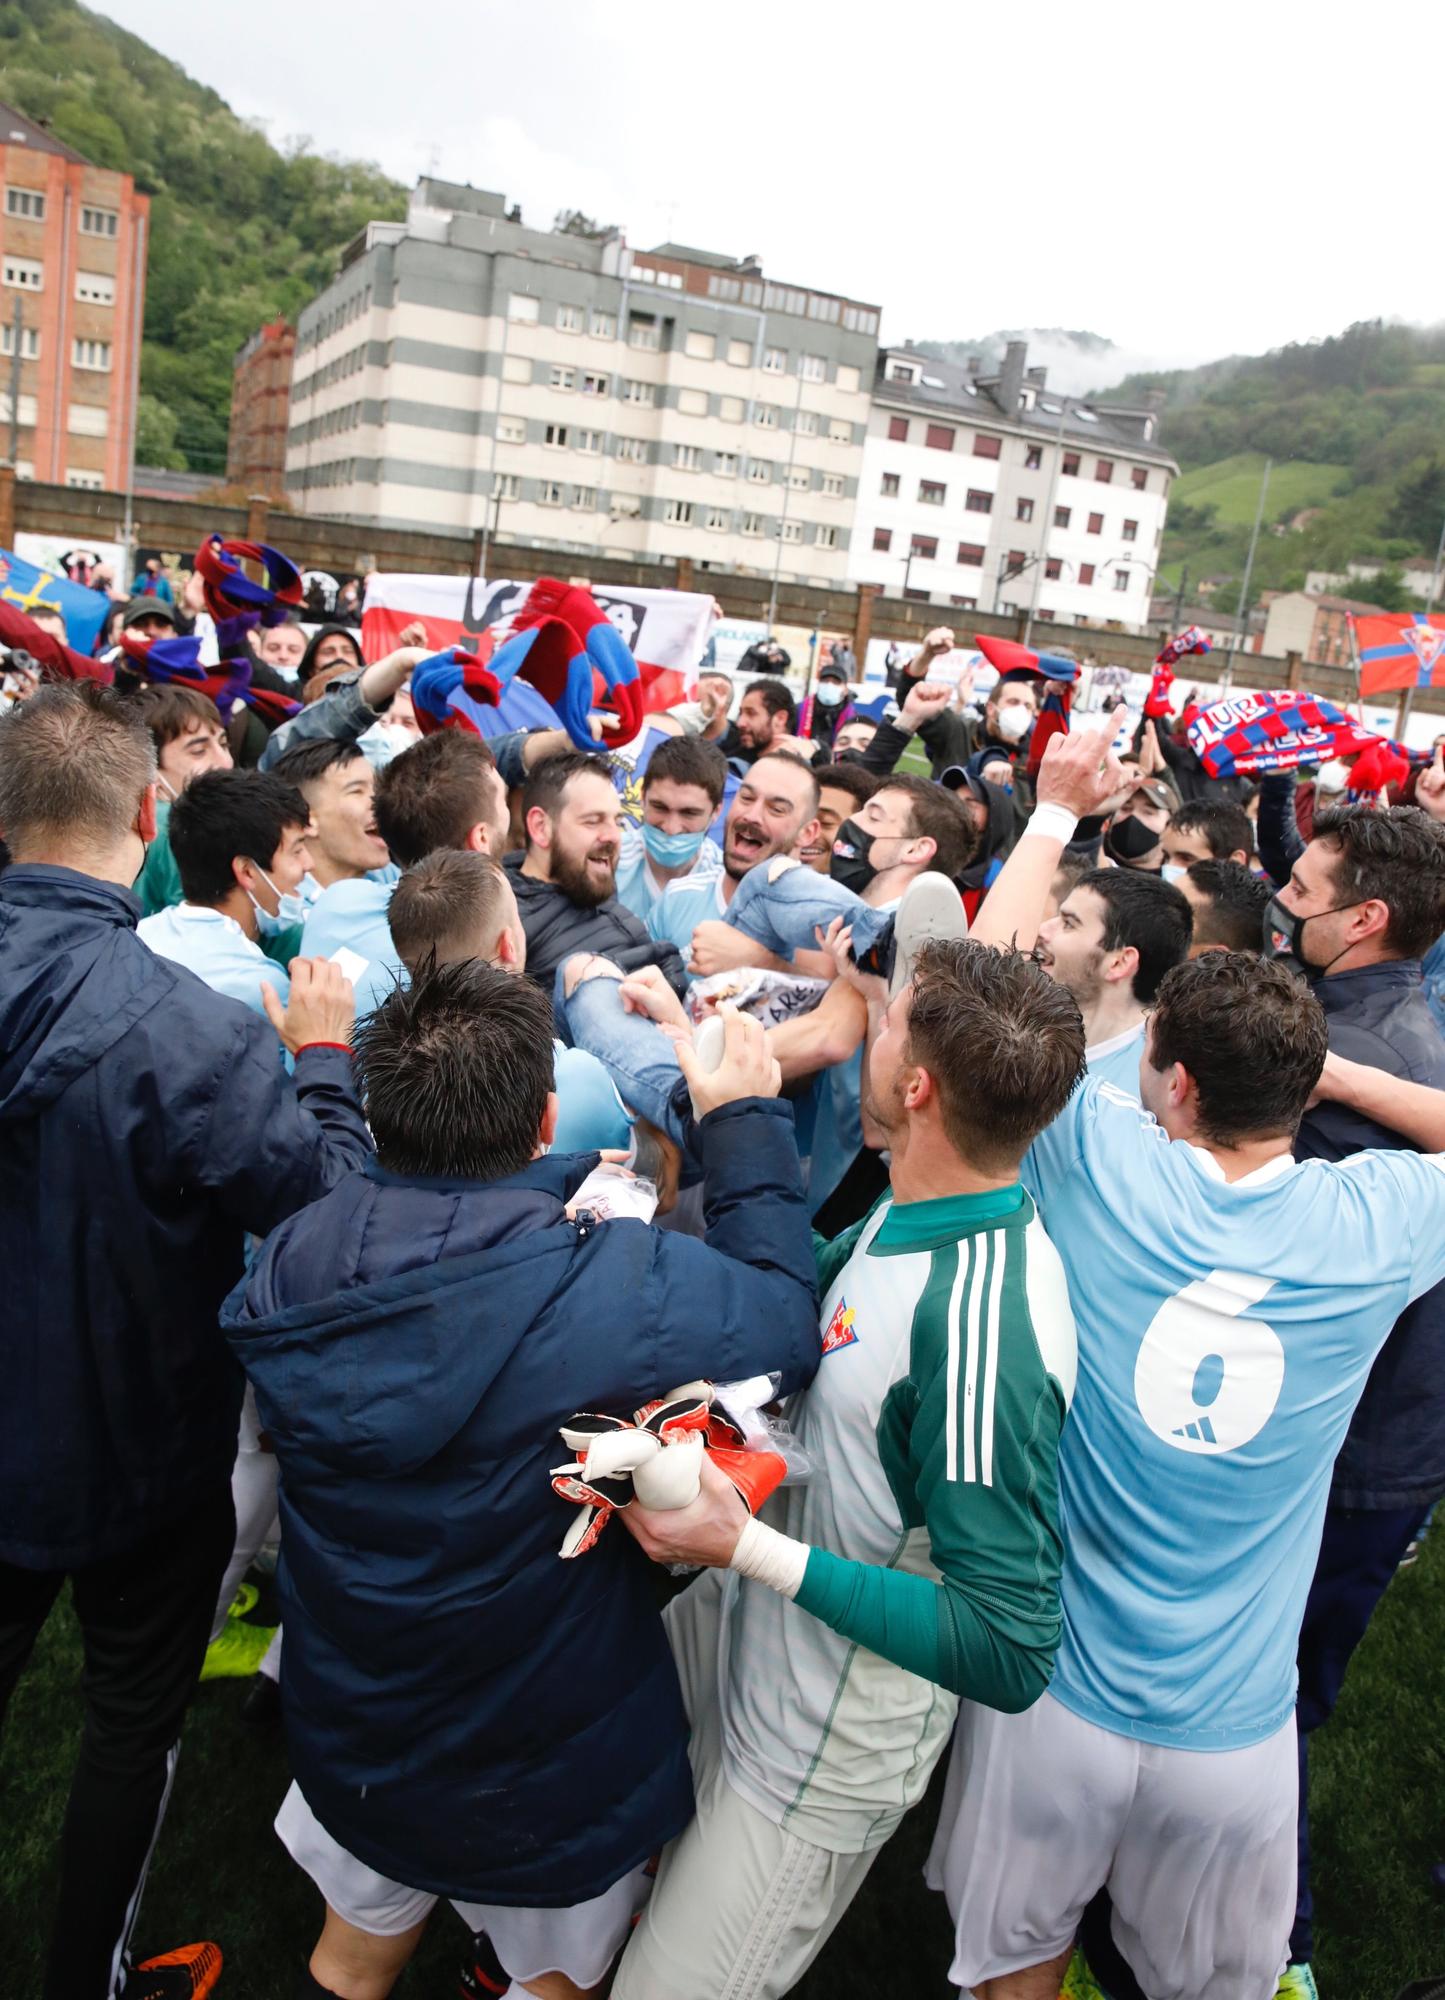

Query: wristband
1022;803;1079;846
730;1516;808;1599
295;1041;352;1055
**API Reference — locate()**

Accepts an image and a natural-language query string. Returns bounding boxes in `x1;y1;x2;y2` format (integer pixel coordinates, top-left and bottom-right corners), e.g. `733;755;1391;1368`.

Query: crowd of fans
3;580;1445;2000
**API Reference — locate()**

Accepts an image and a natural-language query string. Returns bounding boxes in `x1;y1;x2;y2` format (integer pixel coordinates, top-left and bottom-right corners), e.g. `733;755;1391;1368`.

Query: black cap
120;595;177;631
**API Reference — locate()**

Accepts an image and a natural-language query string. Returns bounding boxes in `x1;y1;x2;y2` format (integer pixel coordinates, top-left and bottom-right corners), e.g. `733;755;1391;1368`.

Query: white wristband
1022;802;1079;846
729;1516;809;1599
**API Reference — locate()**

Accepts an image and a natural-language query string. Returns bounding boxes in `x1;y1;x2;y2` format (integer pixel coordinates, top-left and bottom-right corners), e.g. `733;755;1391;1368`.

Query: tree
1359;564;1409;612
134;394;185;471
1385;458;1445;549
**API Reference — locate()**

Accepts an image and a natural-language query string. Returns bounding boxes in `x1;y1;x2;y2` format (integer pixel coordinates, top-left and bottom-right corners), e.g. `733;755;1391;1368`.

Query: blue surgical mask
246;860;308;937
642;823;707;868
815;681;846;707
1162;864;1187;884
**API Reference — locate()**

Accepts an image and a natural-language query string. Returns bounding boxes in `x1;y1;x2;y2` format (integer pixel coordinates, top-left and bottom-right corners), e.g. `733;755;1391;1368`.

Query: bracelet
1022;803;1079;846
295;1041;352;1055
730;1516;809;1599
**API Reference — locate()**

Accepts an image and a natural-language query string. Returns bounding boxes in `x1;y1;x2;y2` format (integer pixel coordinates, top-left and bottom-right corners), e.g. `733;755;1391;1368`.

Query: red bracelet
296;1041;352;1055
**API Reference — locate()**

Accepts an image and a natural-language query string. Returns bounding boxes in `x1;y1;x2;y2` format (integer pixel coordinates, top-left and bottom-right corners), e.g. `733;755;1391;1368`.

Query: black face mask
830;817;877;896
1262;894;1364;977
1105;815;1162;864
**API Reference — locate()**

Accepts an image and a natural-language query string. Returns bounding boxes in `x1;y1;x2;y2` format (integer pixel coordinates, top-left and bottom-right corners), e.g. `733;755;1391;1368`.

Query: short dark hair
374;732;498;867
641;734;727;808
168;768;309;905
0;681;154;855
813;761;881;810
1075;867;1193;1002
388;850;513;974
522;750;616;848
354;956;556;1180
1168;798;1254;859
907;941;1086;1174
1311;804;1445;960
271;737;368;792
124;682;224;749
1149;952;1328;1144
876;775;976;880
743;677;797;730
745;749;821;819
1186;859;1272;954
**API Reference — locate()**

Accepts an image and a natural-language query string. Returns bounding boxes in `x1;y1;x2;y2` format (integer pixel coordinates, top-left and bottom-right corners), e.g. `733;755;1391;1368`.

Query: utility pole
5;295;21;468
767;364;807;634
1398;504;1445;736
1221;459;1271;692
1023;399;1070;646
1173;564;1188;630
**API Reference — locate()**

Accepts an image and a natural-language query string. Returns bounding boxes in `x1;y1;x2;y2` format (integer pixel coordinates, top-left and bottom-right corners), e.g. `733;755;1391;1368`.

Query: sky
104;0;1431;392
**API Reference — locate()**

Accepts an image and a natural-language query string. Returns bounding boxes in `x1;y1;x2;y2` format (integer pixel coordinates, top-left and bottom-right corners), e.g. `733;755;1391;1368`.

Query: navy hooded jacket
221;1098;820;1907
0;865;373;1569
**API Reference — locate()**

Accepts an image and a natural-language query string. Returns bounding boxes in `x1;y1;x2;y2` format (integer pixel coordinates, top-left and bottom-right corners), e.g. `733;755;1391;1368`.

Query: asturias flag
1352;612;1445;696
0;546;109;655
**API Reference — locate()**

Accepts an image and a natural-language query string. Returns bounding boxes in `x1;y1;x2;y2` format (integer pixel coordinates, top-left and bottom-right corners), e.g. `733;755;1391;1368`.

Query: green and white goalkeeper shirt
717;1183;1076;1853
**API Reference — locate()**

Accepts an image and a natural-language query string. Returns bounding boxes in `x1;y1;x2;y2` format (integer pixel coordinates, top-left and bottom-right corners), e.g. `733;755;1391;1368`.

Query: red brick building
228;316;295;500
0;99;148;490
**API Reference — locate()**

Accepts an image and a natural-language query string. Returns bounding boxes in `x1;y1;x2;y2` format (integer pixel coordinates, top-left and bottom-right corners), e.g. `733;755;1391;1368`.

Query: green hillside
1170;454;1348;530
0;0;406;475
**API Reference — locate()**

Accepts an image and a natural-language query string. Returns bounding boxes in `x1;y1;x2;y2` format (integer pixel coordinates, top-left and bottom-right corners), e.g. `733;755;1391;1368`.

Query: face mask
1262;893;1364;976
815;682;846;708
642;823;707;868
1105;815;1162;863
1162;864;1187;885
830;816;878;896
1315;759;1353;795
993;702;1033;744
246;860;308;937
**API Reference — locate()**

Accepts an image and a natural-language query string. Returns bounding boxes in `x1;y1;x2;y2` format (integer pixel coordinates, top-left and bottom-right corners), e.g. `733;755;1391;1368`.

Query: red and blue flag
1352;612;1445;696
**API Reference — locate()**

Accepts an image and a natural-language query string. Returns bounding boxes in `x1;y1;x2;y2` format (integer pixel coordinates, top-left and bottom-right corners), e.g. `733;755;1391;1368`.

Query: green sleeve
134;812;184;917
260;922;305;968
812;1189;889;1296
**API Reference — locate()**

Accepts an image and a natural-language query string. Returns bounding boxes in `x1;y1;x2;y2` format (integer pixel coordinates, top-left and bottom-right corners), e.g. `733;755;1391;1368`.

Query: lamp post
766;363;808;634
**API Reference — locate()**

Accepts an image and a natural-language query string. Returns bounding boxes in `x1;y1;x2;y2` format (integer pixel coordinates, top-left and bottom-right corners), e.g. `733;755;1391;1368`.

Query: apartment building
283;179;880;584
848;342;1177;634
0;98;147;490
229;315;295;500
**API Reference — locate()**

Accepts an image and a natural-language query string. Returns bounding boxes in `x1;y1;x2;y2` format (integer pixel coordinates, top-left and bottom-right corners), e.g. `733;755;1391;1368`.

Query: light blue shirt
615;823;723;929
1084;1021;1145;1094
649;869;730;974
1023;1077;1445;1750
137;904;288;1019
299;877;401;1020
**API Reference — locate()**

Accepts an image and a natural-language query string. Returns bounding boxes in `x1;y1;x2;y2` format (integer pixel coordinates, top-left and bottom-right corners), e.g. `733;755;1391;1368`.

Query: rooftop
0;97;91;165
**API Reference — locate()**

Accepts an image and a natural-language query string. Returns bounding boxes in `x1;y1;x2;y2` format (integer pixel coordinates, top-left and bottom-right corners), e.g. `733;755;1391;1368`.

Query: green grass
4;1538;1445;1998
1173;454;1349;529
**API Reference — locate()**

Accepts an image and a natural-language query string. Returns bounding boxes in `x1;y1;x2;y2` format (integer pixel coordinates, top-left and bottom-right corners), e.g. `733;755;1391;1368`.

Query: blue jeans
725;866;891;961
559;967;699;1165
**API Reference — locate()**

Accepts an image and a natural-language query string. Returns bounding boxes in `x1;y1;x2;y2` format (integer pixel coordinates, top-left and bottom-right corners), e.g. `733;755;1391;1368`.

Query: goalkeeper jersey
717;1183;1076;1854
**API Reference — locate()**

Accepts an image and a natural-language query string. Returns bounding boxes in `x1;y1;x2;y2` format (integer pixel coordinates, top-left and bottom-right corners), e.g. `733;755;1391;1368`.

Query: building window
1025;445;1043;470
1131;466;1148;491
816;524;838;549
67;402;107;436
0;323;39;360
1096;458;1115;483
910;534;938;560
873;528;892;552
727;339;751;367
1114;571;1130;591
80;206;118;237
538;480;565;506
949;594;978;609
748;460;773;484
1016;497;1034;522
676;388;708;419
1078;563;1095;585
755;404;780;429
903;587;931;603
973;434;1002;459
880;472;900;497
887;416;909;443
495;473;520;501
796;409;819;436
719;395;745;423
763;346;787;374
965;488;993;514
957;542;985;566
741;512;765;538
6;186;45;221
780;520;803;545
889;362;918;383
0;391;37;426
716;450;738;476
1054;504;1071;528
623;379;657;406
827;419;852;444
918;479;946;505
66;469;104;490
556;304;582;333
1062;451;1081;476
685;330;716;361
1122;518;1139;542
925;423;955;451
72;338;112;372
508;293;540;323
1087;512;1103;534
576;429;603;454
609;493;641;520
3;257;43;291
821;472;844;498
497;415;526;445
614;436;647;462
801;353;826;382
787;467;810;491
1036;609;1056;622
549;365;576;391
571;486;597;510
705;507;729;532
1045;557;1063;580
76;271;116;306
674;443;700;471
1006;550;1027;576
544;423;569;449
837;364;861;392
502;354;530;384
628;315;660;351
589;309;616;339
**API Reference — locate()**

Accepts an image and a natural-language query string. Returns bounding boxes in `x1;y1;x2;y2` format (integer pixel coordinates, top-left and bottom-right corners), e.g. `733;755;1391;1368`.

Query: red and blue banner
1187;689;1383;780
1352;612;1445;696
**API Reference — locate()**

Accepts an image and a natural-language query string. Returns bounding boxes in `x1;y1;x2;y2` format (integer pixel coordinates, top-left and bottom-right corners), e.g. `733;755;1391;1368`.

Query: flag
1155;625;1211;669
0;546;110;654
1187;689;1384;780
1352;612;1445;695
972;633;1079;683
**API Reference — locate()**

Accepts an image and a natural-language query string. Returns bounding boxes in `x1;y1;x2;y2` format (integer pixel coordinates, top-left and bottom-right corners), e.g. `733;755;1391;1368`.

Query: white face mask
994;701;1033;744
1316;759;1353;795
815;682;846;707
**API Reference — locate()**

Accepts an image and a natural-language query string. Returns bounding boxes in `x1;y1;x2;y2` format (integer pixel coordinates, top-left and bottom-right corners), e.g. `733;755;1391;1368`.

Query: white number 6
1134;1269;1283;1455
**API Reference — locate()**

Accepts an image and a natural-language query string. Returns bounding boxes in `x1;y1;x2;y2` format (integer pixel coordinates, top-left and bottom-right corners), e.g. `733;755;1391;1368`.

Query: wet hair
640;733;727;809
1149;952;1328;1144
387;850;514;974
1074;867;1193;1002
374;732;500;866
1185;859;1272;954
1168;798;1254;860
0;682;155;855
167;768;309;905
1311;804;1445;961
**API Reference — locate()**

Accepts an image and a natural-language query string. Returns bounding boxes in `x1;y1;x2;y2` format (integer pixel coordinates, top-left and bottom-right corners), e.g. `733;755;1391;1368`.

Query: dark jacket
0;866;372;1568
506;852;687;995
221;1102;820;1905
1295;958;1445;1509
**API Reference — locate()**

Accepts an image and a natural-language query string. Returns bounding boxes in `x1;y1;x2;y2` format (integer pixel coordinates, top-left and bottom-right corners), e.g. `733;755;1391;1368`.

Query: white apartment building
848;342;1177;634
283;180;880;585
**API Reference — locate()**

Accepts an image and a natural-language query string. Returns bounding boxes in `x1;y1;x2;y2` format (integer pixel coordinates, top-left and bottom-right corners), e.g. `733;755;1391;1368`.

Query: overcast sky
104;0;1428;390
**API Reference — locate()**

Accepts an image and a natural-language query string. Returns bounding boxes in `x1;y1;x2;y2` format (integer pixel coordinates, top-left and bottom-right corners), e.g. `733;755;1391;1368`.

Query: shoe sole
693;1016;726;1073
890;872;970;998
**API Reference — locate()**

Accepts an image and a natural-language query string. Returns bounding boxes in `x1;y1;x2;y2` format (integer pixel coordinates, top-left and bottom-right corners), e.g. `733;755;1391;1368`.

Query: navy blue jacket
0;865;373;1569
220;1100;820;1907
1296;959;1445;1509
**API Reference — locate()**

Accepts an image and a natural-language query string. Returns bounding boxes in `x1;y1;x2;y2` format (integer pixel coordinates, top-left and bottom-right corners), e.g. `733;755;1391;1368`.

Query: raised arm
1312;1052;1445;1153
969;721;1125;952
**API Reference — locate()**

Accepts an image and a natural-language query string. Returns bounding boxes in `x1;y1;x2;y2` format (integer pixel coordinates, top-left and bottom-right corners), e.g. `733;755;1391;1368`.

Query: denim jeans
559;967;699;1163
725;866;892;961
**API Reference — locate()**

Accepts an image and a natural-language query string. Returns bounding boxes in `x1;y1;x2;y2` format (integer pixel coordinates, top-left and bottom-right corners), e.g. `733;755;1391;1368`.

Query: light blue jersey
649;869;730;972
1024;1078;1445;1751
299;877;401;1020
1084;1021;1145;1093
138;904;288;1020
615;824;722;929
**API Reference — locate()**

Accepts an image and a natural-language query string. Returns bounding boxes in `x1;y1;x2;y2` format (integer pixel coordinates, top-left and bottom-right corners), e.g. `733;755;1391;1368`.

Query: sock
297;1967;345;1999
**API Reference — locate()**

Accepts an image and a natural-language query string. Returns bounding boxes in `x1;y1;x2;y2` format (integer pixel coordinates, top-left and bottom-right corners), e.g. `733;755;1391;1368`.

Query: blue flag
0;547;110;655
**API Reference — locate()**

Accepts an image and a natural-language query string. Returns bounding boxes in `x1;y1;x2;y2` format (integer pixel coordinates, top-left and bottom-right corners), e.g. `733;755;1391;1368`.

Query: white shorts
926;1692;1297;2000
275;1784;650;1990
612;1571;879;2000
